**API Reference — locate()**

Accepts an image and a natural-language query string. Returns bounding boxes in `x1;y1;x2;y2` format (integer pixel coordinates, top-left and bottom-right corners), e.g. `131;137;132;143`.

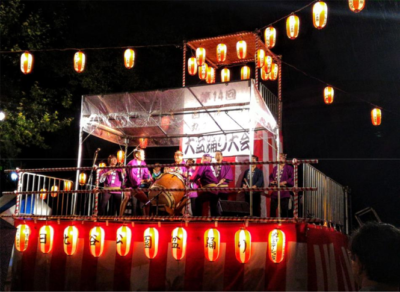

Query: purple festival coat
126;159;150;188
215;163;234;193
269;164;294;199
190;163;219;187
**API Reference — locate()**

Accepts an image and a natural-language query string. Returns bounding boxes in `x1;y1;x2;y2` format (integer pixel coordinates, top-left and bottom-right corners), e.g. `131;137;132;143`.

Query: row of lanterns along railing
15;223;286;264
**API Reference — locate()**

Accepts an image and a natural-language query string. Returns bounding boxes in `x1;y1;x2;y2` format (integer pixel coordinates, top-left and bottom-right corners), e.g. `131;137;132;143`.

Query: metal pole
249;81;255;216
275;128;281;218
73;96;85;215
293;159;298;218
183;42;187;87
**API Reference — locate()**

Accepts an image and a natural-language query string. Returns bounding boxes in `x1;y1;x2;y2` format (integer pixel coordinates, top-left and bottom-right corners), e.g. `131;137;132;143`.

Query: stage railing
259;83;279;122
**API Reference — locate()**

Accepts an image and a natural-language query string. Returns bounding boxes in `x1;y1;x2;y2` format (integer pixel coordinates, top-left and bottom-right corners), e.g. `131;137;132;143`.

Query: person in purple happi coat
214;151;234;200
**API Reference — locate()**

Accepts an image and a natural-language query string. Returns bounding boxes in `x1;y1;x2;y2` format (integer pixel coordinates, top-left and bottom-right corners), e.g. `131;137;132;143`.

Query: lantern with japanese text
20;51;34;74
39;225;54;254
371;108;382;126
324;86;334;104
188;57;197;76
348;0;365;13
116;226;132;257
255;49;265;68
216;44;227;62
40;188;47;200
64;226;79;256
124;48;135;69
235;229;252;264
139;138;148;149
264;26;277;49
99;162;106;168
198;63;208;80
171;227;187;261
144;227;159;259
15;224;31;252
204;228;220;262
268;229;286;263
79;173;87;186
117;150;125;164
90;226;105;257
196;47;206;66
241;66;251;80
236;40;247;59
74;51;86;73
286;14;300;40
313;2;328;30
206;67;216;84
269;63;279;81
51;185;59;197
264;56;273;74
64;181;73;192
261;67;270;81
221;68;230;83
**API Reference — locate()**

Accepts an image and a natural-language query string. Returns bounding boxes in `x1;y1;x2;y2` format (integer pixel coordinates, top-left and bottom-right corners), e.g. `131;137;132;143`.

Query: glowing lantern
371;108;382;126
264;26;277;49
324;86;334;104
313;2;328;30
171;227;187;261
40;188;47;200
116;226;132;257
264;56;273;74
124;48;135;69
161;116;171;131
15;224;30;252
39;225;54;254
20;51;34;74
90;226;105;257
188;57;197;76
74;51;86;73
64;226;79;256
269;63;279;81
261;67;270;81
51;185;59;197
268;229;286;263
216;44;227;62
235;229;252;264
221;68;230;83
286;14;300;40
241;66;251;80
196;47;206;66
79;173;87;186
144;227;159;259
198;63;208;80
64;181;73;192
255;49;265;68
117;150;125;164
206;67;216;84
139;138;148;149
348;0;365;13
99;162;106;168
236;40;247;59
204;228;220;262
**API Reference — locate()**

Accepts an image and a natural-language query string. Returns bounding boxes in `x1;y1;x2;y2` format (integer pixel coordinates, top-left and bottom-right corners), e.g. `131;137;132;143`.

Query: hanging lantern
171;227;187;261
324;86;334;104
20;51;34;74
117;150;125;164
371;108;382;126
236;40;247;59
264;56;273;74
90;226;105;257
64;181;73;192
313;2;328;30
51;185;59;198
139;138;148;149
74;51;86;73
99;162;106;168
221;68;230;83
161;115;171;131
261;67;270;81
40;188;47;200
216;44;227;62
39;225;54;254
198;63;208;80
144;227;159;259
235;229;252;264
79;173;87;186
188;57;198;76
204;228;220;262
269;63;279;81
206;67;216;84
255;49;265;68
116;226;132;257
348;0;365;13
196;47;206;66
286;14;300;40
64;226;79;256
124;48;135;69
15;224;31;252
241;66;251;80
264;26;277;49
268;229;286;263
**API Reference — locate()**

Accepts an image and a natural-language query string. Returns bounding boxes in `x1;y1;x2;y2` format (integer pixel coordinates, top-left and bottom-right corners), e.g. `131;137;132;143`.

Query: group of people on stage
98;147;295;217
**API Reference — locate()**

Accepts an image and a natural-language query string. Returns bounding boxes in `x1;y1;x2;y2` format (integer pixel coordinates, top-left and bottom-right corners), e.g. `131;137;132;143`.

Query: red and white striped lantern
221;68;230;83
269;63;279;81
64;226;79;256
74;51;86;73
206;67;216;84
198;63;208;80
216;44;227;62
90;226;105;257
64;181;73;192
264;56;273;74
196;47;206;66
51;185;59;198
371;108;382;126
188;57;197;76
124;48;135;69
255;49;265;68
264;26;277;49
313;2;328;30
15;224;30;252
39;225;54;254
20;51;34;74
236;40;247;59
261;67;270;81
235;229;252;264
241;66;251;80
144;227;159;259
204;228;220;262
116;226;132;257
268;229;286;263
348;0;365;13
324;86;334;104
286;14;300;40
171;227;187;261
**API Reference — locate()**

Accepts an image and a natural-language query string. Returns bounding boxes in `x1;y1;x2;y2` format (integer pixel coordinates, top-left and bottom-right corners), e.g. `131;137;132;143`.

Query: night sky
2;1;400;227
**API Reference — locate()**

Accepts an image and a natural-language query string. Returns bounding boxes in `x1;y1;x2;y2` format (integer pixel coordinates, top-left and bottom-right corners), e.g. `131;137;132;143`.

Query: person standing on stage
268;153;294;217
152;163;162;181
214;151;233;200
185;158;198;215
241;155;264;217
164;150;187;177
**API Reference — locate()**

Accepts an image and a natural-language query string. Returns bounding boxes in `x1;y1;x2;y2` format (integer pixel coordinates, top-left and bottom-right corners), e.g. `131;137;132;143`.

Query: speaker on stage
219;200;250;217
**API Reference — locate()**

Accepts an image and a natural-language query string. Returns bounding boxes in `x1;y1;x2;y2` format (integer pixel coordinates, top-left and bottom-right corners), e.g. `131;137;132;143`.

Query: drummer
214;150;233;200
164;150;188;177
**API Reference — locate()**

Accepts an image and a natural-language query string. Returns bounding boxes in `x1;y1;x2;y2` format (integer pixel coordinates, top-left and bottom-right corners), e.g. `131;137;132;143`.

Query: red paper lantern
40;188;47;200
286;14;300;40
241;66;251;80
255;49;265;68
15;224;30;252
171;227;187;261
236;40;247;59
198;63;208;80
124;49;135;69
371;108;382;126
79;173;87;186
349;0;365;13
261;67;270;81
264;56;273;74
216;44;227;62
64;181;73;192
144;227;159;259
206;67;216;84
117;150;125;164
20;51;34;74
64;226;79;256
204;228;220;262
139;138;148;149
161;116;171;131
90;226;105;257
269;63;279;81
116;226;132;257
221;68;230;83
74;51;86;73
99;162;106;168
196;48;206;66
39;225;54;254
268;229;286;263
324;86;334;104
188;57;197;76
313;2;328;30
51;185;59;197
235;229;252;264
264;26;277;49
